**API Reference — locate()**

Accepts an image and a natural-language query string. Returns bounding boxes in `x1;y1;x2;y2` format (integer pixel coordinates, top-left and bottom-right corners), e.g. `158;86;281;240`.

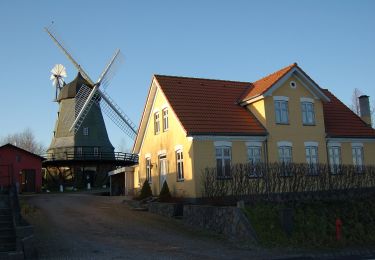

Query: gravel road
22;193;282;260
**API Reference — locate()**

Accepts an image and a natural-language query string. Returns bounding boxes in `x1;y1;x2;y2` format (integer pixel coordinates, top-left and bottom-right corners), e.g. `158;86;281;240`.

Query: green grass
245;197;375;249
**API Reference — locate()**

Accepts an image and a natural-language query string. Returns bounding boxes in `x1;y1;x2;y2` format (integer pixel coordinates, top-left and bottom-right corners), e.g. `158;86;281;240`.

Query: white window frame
301;102;315;125
83;127;89;136
274;99;289;124
328;146;341;174
215;146;232;179
154;112;160;135
176;149;184;181
93;147;99;157
146;157;152;183
305;145;318;175
247;145;262;177
352;145;364;173
77;147;83;156
162;108;169;132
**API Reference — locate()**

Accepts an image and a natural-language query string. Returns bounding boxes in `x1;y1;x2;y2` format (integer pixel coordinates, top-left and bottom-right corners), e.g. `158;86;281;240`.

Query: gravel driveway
22;193;281;259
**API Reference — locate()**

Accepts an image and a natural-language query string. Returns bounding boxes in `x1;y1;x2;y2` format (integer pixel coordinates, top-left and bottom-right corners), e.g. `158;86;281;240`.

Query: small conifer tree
139;179;152;200
159;180;172;202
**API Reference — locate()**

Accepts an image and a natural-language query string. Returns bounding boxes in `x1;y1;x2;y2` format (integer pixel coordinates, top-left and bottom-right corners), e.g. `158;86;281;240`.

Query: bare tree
1;128;46;155
351;88;362;115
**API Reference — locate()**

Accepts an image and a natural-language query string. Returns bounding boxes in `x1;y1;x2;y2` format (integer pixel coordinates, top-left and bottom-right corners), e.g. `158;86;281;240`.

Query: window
83;127;89;136
328;146;341;174
216;146;231;178
278;145;292;176
301;102;315;125
77;147;83;156
146;157;152;183
162;108;169;132
154;112;160;134
16;155;21;162
176;150;184;181
159;155;168;186
93;147;99;157
274;100;289;124
247;146;262;177
305;146;318;174
352;146;364;172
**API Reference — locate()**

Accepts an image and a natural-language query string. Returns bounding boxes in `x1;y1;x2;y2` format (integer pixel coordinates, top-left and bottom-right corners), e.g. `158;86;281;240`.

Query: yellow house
133;63;375;199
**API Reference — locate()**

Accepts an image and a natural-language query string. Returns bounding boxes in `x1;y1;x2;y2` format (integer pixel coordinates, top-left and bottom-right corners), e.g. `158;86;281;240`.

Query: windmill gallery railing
42;147;138;166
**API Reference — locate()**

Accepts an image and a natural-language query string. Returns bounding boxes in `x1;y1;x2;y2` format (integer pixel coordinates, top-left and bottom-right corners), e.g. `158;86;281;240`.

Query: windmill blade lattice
97;89;137;139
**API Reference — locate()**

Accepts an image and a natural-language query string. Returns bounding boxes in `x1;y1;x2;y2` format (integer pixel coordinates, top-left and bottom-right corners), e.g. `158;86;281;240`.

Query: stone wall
183;205;258;243
148;202;183;217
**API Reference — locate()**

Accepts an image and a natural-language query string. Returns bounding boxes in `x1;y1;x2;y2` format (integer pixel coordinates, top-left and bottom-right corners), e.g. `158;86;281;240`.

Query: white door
159;155;167;188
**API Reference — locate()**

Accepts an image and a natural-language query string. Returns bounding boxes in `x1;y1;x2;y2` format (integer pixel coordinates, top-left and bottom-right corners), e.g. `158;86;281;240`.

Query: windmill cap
57;72;93;101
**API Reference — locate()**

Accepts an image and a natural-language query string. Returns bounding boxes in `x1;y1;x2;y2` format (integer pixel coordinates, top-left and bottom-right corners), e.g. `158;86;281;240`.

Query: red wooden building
0;143;44;192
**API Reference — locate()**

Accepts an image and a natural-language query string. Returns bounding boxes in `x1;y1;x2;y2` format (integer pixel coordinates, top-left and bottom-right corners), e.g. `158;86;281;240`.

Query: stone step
0;242;17;253
0;214;12;221
0;208;11;215
0;227;15;237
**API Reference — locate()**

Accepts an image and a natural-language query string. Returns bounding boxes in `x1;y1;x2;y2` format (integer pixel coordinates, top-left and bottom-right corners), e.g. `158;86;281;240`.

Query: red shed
0;143;44;193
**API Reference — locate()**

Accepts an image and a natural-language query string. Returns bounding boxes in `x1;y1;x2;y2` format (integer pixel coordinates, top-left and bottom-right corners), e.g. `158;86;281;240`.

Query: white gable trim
133;76;187;154
244;66;330;104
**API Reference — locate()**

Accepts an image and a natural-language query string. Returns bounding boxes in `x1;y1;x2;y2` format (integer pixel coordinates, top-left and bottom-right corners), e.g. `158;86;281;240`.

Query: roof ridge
251;62;297;84
154;74;251;85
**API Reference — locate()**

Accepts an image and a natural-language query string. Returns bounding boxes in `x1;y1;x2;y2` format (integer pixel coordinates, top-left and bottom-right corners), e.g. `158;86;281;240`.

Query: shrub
159;181;172;202
138;180;152;200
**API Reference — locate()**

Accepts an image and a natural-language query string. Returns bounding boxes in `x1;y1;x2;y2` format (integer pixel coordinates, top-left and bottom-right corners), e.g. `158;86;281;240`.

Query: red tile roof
241;63;297;101
155;75;267;135
152;65;375;139
322;89;375;138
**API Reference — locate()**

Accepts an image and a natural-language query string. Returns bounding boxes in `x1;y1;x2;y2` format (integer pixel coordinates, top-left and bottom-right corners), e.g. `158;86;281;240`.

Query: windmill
50;64;67;101
43;26;138;191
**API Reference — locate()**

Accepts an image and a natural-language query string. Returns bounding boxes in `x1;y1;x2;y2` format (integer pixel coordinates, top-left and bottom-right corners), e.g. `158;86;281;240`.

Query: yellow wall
249;75;328;163
135;82;195;198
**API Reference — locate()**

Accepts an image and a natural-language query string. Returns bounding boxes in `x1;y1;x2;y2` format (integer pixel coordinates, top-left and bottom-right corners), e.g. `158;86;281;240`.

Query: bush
159;181;172;202
138;180;152;200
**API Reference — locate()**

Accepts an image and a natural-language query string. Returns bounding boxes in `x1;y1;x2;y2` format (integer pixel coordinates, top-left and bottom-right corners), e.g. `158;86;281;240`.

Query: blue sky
0;0;374;151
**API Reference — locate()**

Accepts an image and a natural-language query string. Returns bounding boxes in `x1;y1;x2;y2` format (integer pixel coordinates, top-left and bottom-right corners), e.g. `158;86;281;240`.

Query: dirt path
22;193;282;259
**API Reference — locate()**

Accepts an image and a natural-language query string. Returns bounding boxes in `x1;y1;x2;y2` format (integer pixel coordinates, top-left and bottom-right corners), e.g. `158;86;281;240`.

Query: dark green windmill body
48;72;114;158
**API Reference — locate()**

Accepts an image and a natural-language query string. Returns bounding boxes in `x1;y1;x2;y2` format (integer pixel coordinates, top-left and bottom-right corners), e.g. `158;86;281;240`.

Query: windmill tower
43;27;138;191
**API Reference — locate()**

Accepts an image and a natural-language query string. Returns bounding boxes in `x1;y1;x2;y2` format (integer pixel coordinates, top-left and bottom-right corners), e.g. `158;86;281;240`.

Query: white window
278;146;292;164
216;146;231;178
176;150;184;181
93;147;99;157
162;108;169;132
154;112;160;134
305;146;318;174
247;146;262;177
301;102;315;125
146;157;152;183
275;100;289;124
328;146;341;174
83;127;89;136
159;155;168;186
77;147;82;156
352;146;364;172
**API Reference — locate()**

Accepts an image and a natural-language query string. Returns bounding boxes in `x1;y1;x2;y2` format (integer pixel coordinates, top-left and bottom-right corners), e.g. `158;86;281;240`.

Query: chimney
359;95;372;126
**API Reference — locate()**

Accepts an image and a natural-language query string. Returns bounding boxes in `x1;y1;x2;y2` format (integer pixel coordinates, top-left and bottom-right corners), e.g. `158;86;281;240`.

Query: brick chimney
359;95;372;126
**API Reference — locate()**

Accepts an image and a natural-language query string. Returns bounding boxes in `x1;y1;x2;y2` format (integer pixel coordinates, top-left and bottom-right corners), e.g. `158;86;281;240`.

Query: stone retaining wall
148;202;183;217
183;205;258;243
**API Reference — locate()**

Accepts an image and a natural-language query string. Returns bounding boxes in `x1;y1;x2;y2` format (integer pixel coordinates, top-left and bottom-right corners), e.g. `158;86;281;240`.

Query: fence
201;162;375;202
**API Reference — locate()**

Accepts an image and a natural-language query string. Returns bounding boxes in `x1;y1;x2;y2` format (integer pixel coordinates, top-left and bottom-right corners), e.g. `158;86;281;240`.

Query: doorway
21;169;36;192
159;155;167;190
